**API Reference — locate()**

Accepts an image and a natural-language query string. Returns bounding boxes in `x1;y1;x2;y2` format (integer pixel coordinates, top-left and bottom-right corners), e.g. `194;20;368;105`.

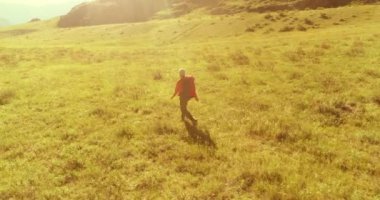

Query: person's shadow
183;120;216;148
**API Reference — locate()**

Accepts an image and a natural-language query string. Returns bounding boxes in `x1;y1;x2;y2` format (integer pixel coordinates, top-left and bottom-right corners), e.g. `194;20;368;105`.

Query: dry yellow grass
0;4;379;200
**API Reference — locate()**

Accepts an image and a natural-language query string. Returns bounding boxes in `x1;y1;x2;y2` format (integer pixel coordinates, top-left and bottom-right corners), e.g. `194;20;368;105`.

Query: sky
0;0;89;25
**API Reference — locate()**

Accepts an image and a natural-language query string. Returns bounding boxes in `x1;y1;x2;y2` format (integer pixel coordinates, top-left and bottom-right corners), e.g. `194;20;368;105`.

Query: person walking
171;69;198;125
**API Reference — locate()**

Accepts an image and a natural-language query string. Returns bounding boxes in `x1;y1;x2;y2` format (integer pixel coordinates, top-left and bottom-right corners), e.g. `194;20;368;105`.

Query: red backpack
181;76;197;98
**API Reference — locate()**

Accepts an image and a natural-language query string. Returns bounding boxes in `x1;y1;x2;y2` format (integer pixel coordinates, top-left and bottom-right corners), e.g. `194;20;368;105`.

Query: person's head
179;68;186;78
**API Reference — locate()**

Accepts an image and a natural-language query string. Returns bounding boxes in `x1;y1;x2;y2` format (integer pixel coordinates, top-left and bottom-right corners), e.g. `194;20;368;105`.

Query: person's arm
171;82;179;99
193;77;199;101
194;89;199;101
171;90;177;99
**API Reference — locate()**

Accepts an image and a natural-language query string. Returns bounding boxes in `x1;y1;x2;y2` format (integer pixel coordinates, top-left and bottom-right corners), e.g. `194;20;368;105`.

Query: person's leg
180;97;187;121
186;106;196;122
180;97;196;123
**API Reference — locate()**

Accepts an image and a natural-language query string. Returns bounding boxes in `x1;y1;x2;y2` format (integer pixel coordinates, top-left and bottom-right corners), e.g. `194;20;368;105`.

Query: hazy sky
0;0;89;24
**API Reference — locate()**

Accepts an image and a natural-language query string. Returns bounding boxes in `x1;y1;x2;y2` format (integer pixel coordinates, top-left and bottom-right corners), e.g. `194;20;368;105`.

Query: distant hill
58;0;379;27
0;18;10;27
58;0;169;27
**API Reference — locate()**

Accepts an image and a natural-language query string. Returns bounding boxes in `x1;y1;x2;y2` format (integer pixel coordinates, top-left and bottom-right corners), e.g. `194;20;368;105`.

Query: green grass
0;5;379;200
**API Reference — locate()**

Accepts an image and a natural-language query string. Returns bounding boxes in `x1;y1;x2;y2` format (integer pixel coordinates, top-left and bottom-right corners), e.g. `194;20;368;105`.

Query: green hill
0;3;379;200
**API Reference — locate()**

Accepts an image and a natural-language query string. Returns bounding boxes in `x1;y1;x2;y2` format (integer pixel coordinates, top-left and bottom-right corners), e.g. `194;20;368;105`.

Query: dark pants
180;96;196;122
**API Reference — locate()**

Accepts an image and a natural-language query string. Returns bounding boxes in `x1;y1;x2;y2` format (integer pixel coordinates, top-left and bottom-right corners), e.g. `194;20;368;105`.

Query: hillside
0;3;380;200
58;0;380;27
212;0;380;13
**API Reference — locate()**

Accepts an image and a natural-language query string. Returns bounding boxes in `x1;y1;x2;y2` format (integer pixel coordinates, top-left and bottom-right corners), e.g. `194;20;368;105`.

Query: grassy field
0;4;380;200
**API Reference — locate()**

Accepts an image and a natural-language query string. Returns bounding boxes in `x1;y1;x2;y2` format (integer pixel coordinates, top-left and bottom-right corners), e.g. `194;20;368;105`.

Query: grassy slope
0;5;380;200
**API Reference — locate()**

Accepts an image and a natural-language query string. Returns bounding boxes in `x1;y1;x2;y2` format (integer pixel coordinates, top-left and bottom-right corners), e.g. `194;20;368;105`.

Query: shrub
204;54;222;63
264;14;273;20
237;170;283;194
65;160;84;171
365;69;380;78
204;54;224;71
254;23;262;28
246;118;305;143
297;25;307;31
230;51;250;66
279;12;287;18
123;86;146;101
346;40;365;57
320;42;332;49
254;48;262;56
320;75;342;93
61;173;78;185
0;90;15;105
245;27;255;32
315;100;359;127
264;28;275;34
117;127;134;139
153;70;163;80
260;171;283;184
0;54;18;67
360;134;379;145
253;60;275;71
239;172;256;191
320;13;330;19
154;121;177;135
207;62;221;71
275;131;290;142
373;96;380;106
135;176;163;191
284;47;306;62
279;26;294;32
60;132;78;142
113;85;127;97
304;18;314;25
288;71;304;80
214;73;229;80
246;121;270;138
90;108;108;117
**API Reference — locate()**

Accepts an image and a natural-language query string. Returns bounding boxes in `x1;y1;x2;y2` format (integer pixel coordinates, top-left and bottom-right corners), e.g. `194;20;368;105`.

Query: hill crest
58;0;379;27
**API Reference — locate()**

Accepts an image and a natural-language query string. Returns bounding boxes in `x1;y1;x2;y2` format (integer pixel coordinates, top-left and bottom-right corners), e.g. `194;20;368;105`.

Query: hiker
171;69;198;125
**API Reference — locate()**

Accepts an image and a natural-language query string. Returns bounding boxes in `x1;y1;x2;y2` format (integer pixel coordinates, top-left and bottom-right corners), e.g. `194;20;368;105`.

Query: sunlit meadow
0;2;379;199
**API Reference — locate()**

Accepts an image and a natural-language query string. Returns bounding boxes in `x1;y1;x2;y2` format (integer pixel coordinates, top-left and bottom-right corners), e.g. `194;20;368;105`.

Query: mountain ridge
58;0;380;27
